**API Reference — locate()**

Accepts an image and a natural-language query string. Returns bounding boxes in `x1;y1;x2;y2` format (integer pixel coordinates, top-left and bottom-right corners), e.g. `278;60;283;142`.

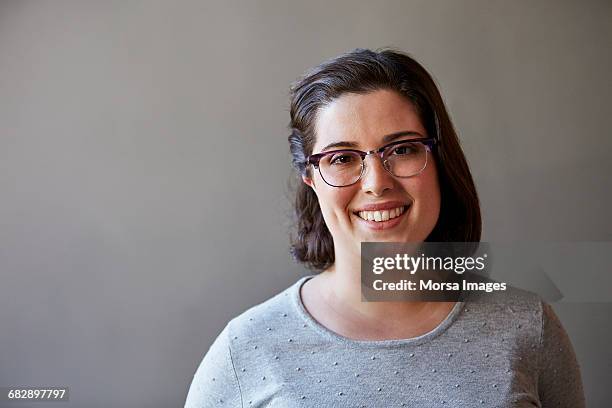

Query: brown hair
288;48;481;271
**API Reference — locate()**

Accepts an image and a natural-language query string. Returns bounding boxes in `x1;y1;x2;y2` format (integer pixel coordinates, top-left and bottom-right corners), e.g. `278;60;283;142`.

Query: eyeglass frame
305;136;438;187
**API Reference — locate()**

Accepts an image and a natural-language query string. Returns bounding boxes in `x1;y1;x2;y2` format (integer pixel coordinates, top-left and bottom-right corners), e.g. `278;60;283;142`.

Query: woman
185;48;584;407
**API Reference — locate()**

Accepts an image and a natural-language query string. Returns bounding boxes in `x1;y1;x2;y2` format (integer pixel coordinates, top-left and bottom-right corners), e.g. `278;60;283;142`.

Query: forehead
313;89;426;151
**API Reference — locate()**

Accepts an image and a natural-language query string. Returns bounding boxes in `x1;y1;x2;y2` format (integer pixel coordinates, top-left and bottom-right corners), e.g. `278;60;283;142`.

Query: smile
355;205;408;222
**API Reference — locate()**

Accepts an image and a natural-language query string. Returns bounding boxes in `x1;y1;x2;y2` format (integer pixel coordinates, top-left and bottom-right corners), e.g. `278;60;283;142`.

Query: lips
352;201;412;230
356;206;407;222
353;200;410;212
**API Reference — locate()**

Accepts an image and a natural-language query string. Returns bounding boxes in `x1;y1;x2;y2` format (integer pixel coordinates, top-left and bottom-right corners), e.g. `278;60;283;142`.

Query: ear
302;174;315;189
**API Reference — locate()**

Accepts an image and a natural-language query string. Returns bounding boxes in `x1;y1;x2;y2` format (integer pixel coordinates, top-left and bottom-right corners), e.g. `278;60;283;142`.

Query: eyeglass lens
318;141;428;187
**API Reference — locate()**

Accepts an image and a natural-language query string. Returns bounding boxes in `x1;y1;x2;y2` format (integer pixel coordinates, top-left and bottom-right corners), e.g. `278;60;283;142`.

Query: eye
330;153;356;165
390;142;416;156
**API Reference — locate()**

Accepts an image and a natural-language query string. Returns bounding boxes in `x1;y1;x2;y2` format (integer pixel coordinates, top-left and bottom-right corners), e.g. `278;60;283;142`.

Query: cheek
421;176;441;208
315;187;355;225
409;163;441;219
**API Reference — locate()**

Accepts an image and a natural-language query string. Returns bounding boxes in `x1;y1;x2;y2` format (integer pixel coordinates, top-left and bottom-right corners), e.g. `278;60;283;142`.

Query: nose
360;153;394;196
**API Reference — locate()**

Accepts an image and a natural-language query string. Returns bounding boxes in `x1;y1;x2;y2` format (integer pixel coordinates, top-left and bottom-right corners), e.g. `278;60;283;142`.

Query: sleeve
184;324;243;408
537;302;585;408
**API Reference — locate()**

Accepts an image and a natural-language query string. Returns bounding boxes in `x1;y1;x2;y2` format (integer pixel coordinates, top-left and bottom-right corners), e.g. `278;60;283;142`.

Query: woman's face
303;89;441;251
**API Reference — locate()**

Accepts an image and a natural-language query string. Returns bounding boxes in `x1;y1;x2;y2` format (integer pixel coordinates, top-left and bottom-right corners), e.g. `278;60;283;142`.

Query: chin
357;233;407;243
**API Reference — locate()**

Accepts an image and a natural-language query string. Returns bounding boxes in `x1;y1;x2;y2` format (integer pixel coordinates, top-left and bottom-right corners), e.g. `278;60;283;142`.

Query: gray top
184;275;584;407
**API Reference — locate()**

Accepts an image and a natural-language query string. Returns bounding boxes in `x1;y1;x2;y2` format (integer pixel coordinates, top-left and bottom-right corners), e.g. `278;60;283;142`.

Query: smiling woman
300;89;443;249
288;59;481;275
184;48;585;407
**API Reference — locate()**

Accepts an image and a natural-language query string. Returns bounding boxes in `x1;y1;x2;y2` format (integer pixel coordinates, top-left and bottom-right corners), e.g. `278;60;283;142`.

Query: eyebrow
319;130;425;152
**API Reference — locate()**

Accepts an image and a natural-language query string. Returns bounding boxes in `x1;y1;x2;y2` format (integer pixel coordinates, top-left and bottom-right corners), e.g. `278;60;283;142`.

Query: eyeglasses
306;137;437;187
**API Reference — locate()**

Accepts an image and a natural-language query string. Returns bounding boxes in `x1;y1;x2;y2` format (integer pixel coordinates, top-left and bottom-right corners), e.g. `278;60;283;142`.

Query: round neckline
290;274;465;348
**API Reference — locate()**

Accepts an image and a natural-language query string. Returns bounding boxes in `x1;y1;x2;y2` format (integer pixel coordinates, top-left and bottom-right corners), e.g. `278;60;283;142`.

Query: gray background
1;0;610;406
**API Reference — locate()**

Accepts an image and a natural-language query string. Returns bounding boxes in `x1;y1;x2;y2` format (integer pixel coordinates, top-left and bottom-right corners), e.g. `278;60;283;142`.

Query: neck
318;242;445;323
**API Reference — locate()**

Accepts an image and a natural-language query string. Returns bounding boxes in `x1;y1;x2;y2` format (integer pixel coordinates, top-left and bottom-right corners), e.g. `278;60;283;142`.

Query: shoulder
465;283;543;310
462;285;546;340
225;276;305;344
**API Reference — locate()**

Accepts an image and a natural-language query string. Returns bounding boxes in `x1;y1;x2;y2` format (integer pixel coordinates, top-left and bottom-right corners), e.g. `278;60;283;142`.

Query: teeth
357;206;406;222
